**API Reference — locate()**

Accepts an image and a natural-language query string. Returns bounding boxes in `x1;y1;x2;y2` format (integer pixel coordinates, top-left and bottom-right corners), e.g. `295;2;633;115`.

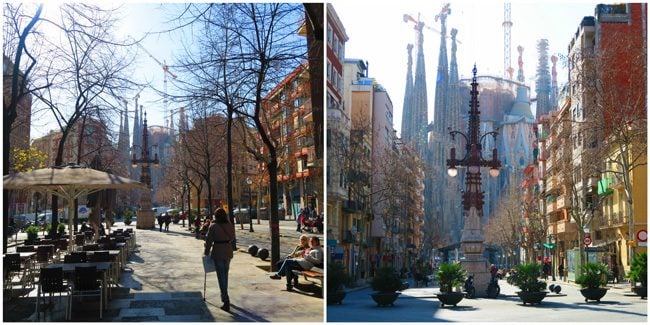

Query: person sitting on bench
270;236;323;291
276;235;310;272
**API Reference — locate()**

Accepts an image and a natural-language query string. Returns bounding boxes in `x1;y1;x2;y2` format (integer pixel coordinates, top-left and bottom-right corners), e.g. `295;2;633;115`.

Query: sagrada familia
400;4;558;257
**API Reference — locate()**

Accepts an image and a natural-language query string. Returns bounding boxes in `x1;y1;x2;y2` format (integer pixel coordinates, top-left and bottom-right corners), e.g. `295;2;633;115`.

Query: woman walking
204;208;236;312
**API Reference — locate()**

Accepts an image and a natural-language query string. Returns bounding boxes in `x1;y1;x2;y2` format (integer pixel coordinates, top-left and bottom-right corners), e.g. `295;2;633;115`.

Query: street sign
636;229;647;242
627;241;637;247
583;235;592;247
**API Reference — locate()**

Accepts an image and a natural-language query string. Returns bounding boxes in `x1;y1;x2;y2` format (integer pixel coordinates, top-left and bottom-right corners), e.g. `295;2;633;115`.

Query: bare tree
27;3;136;235
2;3;43;253
485;191;523;264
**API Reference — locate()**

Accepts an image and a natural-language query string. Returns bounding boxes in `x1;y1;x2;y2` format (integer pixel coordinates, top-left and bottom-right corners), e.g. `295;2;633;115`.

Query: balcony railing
556;195;569;209
546;201;556;214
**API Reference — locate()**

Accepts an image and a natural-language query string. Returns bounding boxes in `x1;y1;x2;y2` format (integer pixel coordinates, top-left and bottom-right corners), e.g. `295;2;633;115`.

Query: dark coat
204;221;235;260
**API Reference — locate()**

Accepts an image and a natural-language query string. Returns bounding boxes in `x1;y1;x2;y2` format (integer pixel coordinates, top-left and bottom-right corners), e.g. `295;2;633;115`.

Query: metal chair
88;251;114;291
71;251;88;263
64;254;83;264
35;267;71;321
16;245;35;252
83;244;99;251
74;235;86;250
35;248;52;269
4;254;22;295
70;266;103;319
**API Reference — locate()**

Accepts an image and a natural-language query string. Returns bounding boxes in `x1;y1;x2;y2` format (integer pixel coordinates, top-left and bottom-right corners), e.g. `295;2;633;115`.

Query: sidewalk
3;221;324;322
328;276;647;322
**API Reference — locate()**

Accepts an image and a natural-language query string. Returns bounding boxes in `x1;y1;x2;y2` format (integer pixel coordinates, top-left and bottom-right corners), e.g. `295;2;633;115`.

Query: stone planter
516;291;547;305
370;292;400;307
437;291;465;307
327;291;346;305
580;287;608;302
631;286;647;299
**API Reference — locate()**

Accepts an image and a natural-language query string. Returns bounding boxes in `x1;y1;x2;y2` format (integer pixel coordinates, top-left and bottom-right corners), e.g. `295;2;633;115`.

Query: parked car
152;206;171;217
11;213;37;228
37;211;53;225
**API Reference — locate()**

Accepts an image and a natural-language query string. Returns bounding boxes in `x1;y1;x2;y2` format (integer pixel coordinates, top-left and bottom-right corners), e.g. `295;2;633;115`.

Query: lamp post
131;111;159;229
548;234;556;281
446;65;501;297
246;176;253;232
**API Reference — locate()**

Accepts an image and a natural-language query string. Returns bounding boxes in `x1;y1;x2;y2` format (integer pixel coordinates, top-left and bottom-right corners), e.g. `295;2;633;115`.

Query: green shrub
436;262;467;293
26;225;39;243
629;251;647;288
510;262;547;292
575;262;610;289
57;223;66;234
327;261;349;294
370;266;402;293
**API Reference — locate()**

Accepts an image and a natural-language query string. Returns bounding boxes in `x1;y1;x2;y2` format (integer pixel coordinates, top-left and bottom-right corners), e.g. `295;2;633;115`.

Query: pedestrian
612;264;619;283
542;262;551;280
194;215;202;237
296;208;304;232
558;263;565;281
204;208;235;312
157;214;164;232
270;236;323;292
490;264;498;280
164;213;171;232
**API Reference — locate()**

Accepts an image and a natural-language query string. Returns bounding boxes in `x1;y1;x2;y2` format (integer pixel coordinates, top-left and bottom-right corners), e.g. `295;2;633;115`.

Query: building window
327;60;331;82
327;25;332;45
332;35;339;57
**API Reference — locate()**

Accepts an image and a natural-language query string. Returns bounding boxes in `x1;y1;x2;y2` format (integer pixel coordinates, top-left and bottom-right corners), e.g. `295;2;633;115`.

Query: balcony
342;230;356;244
343;200;364;213
546;200;556;214
556;195;569;209
546;158;554;171
556;219;578;234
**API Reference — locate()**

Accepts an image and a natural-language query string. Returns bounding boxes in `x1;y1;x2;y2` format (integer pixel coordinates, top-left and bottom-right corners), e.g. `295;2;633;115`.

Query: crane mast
503;2;513;79
135;42;177;117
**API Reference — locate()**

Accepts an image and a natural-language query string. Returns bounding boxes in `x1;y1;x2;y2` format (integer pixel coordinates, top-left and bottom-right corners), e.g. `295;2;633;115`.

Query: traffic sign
636;229;647;242
583;235;592;247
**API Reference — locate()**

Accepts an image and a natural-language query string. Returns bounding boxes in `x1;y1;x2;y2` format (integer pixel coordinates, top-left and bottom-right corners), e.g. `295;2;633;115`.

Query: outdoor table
46;261;112;310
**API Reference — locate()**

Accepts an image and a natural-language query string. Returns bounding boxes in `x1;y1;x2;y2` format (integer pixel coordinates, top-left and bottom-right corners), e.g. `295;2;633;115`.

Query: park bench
292;267;323;287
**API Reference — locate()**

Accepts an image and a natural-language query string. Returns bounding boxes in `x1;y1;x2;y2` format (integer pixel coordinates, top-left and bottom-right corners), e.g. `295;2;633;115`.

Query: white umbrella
4;164;146;251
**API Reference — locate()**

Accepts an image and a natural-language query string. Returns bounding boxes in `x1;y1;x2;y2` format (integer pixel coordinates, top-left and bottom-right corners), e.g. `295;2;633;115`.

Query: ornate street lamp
549;235;557;281
246;176;254;232
446;65;501;296
131;111;159;229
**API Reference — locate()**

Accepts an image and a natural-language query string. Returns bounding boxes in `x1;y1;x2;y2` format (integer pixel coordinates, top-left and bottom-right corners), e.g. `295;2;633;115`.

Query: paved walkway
4;221;323;322
328;277;647;322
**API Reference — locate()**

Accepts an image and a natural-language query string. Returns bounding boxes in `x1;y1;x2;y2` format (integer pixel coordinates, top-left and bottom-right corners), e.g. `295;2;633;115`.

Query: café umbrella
3;164;147;251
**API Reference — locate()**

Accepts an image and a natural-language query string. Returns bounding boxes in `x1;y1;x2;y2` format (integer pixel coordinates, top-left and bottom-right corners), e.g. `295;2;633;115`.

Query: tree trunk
3;4;43;253
227;106;236;242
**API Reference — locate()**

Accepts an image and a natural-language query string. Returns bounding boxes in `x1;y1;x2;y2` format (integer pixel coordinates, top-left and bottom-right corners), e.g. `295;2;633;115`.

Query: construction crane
135;42;177;117
503;2;513;79
403;4;461;44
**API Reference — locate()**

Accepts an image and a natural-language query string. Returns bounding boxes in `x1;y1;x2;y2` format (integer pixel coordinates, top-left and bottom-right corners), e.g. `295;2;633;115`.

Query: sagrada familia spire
401;44;414;145
401;14;429;156
425;3;464;242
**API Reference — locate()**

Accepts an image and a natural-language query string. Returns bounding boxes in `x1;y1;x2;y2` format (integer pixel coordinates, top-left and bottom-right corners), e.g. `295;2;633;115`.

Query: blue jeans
213;257;231;303
277;259;303;286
